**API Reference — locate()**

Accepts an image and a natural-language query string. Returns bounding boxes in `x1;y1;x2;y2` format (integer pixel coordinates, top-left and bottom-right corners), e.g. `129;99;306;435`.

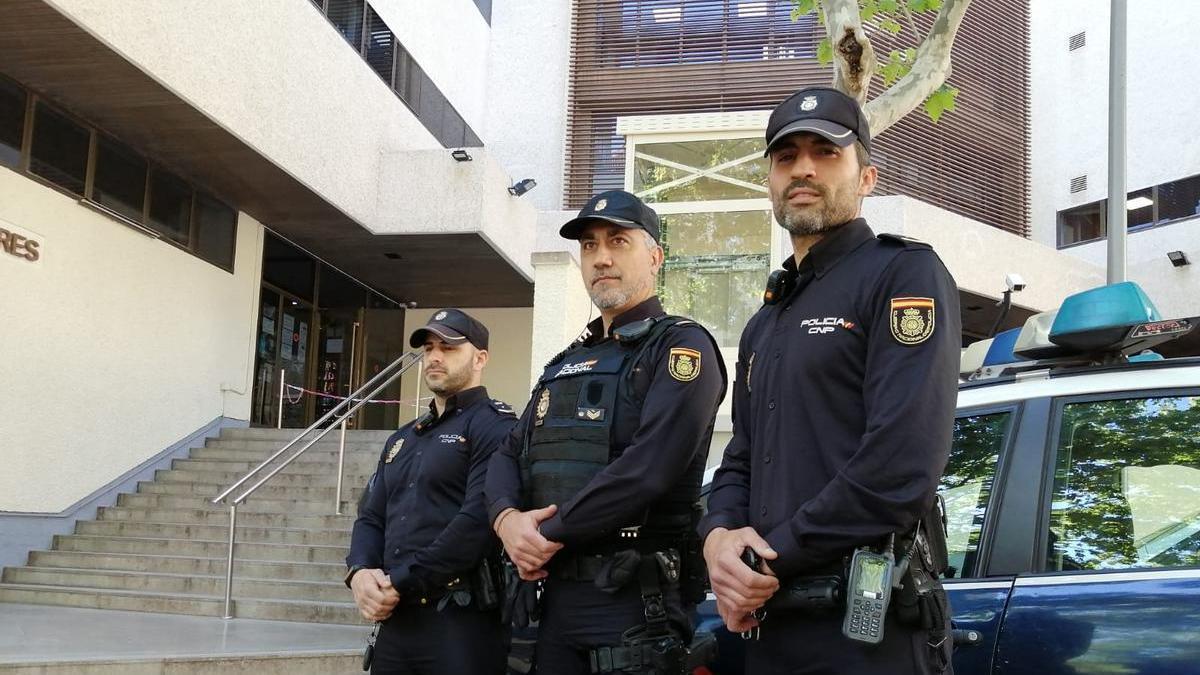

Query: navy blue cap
409;309;489;350
765;87;872;158
559;190;661;243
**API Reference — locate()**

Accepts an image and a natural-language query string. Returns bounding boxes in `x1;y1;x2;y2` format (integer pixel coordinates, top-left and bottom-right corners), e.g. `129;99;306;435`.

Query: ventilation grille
1070;175;1088;193
1069;31;1086;51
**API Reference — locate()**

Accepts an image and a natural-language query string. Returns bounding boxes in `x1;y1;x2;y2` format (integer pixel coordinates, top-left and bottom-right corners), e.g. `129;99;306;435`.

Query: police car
697;281;1200;674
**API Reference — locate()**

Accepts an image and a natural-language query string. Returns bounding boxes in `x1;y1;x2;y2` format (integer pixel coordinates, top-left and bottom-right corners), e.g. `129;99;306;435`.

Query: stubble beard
772;180;860;236
424;362;471;396
589;273;654;310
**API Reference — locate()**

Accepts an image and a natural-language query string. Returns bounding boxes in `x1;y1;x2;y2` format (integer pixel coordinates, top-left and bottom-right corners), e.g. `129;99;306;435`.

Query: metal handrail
211;349;423;618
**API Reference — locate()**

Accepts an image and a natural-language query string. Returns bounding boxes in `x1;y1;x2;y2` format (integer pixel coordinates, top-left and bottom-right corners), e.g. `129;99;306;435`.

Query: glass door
250;286;314;427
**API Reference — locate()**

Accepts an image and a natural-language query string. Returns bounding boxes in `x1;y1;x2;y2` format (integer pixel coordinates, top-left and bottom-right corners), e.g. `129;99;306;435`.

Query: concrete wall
0;170;263;513
371;0;491;136
396;307;535;424
1065;222;1200;317
1030;0;1200;307
484;0;573;212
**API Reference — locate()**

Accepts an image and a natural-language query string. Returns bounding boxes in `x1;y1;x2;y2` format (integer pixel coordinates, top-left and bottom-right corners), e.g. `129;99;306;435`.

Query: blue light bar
982;327;1025;366
1050;282;1161;352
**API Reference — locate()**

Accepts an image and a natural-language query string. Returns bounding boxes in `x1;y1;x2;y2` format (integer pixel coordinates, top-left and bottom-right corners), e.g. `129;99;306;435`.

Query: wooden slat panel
563;0;1030;238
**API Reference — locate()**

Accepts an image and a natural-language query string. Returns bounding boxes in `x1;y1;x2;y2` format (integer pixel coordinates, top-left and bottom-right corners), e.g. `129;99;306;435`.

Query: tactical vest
521;316;719;550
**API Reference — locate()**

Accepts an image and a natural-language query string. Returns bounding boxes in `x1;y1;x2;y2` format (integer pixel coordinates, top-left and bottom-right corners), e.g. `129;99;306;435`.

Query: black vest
521;316;718;550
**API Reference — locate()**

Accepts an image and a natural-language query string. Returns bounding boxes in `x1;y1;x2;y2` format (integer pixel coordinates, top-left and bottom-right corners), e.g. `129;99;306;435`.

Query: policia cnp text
487;190;726;674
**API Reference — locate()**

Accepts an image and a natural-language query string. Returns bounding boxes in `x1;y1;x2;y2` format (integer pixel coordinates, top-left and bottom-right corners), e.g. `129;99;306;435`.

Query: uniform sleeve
391;411;518;594
539;326;725;546
698;315;758;540
485;404;536;525
764;249;961;577
346;433;399;568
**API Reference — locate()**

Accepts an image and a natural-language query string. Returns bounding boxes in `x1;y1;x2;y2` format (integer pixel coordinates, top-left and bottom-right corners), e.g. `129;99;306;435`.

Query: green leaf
860;0;880;22
880;17;903;34
879;0;900;13
816;38;834;64
907;0;930;11
792;0;818;17
923;85;959;123
879;49;912;86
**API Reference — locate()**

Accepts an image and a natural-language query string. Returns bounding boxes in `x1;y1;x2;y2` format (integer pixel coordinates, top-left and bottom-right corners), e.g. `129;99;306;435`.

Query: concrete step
2;566;350;603
222;427;395;443
172;457;375;477
156;467;374;488
27;550;344;582
137;480;365;503
53;534;349;564
116;492;353;514
97;506;355;529
204;437;383;453
0;582;363;624
1;652;363;675
77;520;351;546
190;446;380;465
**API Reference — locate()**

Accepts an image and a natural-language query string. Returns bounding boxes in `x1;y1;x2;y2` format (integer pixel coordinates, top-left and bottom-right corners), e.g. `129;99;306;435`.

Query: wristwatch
344;565;367;589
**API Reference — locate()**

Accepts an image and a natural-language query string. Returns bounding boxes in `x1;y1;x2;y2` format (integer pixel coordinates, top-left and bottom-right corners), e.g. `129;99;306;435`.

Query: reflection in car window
940;412;1010;578
1047;396;1200;571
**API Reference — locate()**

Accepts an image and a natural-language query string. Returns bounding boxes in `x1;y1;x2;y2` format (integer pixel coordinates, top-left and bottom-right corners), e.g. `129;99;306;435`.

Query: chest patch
438;434;466;444
890;297;936;345
799;316;856;335
555;358;598;377
535;388;550;425
668;347;702;382
385;438;403;463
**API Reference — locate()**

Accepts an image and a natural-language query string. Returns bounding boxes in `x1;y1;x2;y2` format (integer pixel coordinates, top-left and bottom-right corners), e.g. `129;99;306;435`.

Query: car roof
957;357;1200;409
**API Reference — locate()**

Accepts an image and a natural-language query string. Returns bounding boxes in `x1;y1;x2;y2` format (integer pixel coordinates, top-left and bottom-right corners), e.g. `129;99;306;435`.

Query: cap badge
800;95;818;112
434;311;447;321
594;198;608;211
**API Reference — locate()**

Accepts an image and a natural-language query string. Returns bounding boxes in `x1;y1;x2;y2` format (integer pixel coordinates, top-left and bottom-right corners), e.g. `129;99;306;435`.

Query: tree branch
821;0;877;105
863;0;972;134
902;5;923;42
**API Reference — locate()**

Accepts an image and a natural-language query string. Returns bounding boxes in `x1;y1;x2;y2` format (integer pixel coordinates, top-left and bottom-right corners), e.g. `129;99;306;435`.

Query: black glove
594;550;641;594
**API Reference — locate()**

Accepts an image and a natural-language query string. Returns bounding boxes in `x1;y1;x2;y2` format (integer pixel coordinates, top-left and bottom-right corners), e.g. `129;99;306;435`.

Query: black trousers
533;578;691;675
370;603;507;675
744;609;953;675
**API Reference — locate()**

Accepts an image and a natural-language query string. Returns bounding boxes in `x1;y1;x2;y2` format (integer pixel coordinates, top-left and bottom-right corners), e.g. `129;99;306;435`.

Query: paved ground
0;604;369;665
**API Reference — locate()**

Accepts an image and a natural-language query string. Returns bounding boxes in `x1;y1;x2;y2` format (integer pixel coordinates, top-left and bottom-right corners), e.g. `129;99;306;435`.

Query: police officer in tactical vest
486;190;726;674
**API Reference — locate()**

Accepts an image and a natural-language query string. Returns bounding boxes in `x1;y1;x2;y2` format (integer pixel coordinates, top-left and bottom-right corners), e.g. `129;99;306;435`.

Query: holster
764;574;844;614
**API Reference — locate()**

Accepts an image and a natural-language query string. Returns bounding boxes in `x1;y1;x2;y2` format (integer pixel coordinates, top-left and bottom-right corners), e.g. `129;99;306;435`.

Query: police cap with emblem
764;86;872;158
558;189;662;244
409;308;489;350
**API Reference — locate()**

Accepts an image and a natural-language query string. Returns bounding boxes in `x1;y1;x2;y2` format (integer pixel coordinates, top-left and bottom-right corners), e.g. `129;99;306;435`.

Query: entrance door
251;287;314;427
356;308;408;430
314;308;360;426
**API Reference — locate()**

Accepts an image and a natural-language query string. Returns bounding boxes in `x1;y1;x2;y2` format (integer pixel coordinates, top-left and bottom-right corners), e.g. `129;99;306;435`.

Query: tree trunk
823;0;877;105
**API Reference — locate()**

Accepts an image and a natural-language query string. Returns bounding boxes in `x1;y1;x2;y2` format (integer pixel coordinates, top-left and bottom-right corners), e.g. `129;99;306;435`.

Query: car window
939;411;1011;578
1046;395;1200;571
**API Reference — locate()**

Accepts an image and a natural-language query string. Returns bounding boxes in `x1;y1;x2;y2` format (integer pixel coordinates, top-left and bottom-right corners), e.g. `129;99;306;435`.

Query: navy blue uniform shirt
486;297;725;546
348;386;517;595
700;219;961;579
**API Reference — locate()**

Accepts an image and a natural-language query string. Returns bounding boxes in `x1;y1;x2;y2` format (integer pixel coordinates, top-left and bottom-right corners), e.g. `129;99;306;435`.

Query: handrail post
335;418;348;515
222;503;237;619
276;368;285;429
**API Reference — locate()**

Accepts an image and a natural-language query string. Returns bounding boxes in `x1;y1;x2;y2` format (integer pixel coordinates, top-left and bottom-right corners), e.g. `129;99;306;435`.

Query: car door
993;389;1200;675
938;404;1024;675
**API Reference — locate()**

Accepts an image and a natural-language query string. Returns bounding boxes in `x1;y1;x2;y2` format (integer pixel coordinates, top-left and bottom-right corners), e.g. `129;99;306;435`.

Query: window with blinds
564;0;1031;238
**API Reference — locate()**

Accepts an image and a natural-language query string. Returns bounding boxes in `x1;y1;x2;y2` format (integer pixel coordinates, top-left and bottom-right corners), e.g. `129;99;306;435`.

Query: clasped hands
703;526;780;632
493;505;564;581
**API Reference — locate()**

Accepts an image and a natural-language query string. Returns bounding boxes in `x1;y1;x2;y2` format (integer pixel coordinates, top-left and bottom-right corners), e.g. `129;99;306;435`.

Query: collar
581;296;666;345
420;385;488;428
783;218;875;279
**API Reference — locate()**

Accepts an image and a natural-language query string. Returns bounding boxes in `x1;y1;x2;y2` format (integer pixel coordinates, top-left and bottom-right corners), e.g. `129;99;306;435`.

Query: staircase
0;427;392;625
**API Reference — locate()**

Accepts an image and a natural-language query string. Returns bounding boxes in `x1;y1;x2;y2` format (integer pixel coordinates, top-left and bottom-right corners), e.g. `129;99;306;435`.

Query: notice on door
0;218;44;268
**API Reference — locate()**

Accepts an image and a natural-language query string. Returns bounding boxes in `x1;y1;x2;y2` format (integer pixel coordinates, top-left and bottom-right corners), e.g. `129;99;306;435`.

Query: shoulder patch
490;399;517;416
890;297;936;345
668;347;702;382
877;232;932;250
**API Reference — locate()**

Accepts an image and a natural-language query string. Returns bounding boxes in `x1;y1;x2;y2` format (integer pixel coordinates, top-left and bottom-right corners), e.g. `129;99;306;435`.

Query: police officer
346;309;515;674
486;190;726;674
700;87;961;674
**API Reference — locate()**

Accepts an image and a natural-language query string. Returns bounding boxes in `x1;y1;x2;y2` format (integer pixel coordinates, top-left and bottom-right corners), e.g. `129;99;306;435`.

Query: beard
771;178;860;235
424;362;472;396
588;271;654;310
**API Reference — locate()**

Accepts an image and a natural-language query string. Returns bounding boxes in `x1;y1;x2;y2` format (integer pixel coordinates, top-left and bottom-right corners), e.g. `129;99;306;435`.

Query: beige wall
0;170;263;513
397;307;535;424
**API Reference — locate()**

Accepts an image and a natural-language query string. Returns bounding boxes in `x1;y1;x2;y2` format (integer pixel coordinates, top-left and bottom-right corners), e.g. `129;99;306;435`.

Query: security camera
1005;273;1026;293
